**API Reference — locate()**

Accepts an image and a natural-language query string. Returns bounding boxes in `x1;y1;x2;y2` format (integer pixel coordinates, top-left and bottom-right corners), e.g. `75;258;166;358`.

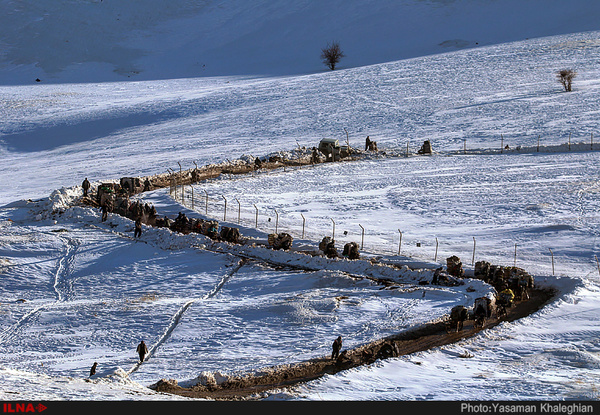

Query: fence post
168;169;174;196
472;237;476;266
222;195;227;221
274;209;279;234
359;224;364;249
192;161;198;184
331;218;335;240
235;198;241;224
398;230;402;255
301;214;306;239
434;237;439;262
177;162;183;203
549;248;555;276
203;190;208;215
254;204;258;228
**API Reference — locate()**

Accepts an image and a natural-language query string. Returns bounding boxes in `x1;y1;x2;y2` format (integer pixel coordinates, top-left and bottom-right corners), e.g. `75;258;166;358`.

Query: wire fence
167;181;600;280
164;138;600;280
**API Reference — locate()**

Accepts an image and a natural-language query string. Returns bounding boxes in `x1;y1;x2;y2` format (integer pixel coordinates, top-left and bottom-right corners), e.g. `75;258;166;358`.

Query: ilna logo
2;403;47;413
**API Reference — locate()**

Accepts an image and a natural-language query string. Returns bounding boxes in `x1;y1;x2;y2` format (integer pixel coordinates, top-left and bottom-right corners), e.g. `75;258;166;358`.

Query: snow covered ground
1;0;600;403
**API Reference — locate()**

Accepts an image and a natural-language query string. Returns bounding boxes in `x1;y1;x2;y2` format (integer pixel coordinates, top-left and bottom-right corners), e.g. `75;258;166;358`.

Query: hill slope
1;0;600;84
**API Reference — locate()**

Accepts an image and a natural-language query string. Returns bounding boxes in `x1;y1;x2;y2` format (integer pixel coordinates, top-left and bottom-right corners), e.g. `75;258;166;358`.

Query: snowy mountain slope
1;0;600;84
3;29;600;207
1;0;600;403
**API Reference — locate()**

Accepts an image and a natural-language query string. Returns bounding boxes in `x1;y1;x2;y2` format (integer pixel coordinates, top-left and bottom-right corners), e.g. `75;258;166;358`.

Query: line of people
89;340;148;377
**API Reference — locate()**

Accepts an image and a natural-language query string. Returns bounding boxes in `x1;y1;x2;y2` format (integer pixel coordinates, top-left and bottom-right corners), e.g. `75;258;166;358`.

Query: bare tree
557;69;577;92
321;41;345;70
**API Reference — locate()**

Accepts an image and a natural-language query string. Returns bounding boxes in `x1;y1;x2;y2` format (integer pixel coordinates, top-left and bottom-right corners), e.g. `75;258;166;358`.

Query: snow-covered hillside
3;28;600;207
1;0;600;403
2;0;600;84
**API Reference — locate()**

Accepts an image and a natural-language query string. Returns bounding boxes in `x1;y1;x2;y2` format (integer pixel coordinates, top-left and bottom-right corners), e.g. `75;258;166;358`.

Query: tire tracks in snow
126;257;248;376
0;230;79;345
51;233;79;303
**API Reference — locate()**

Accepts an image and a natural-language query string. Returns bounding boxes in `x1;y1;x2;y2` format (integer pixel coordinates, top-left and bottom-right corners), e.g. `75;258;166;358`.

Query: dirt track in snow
151;286;555;400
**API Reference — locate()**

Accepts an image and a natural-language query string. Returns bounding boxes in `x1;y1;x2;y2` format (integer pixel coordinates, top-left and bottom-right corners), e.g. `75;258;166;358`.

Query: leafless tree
321;41;345;70
557;69;577;92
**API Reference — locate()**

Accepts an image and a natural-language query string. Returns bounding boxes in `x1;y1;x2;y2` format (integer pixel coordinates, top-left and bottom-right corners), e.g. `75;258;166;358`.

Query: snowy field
1;1;600;403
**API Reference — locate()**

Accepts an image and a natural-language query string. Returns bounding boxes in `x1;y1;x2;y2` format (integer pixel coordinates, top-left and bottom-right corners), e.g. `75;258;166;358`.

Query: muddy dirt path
151;287;555;400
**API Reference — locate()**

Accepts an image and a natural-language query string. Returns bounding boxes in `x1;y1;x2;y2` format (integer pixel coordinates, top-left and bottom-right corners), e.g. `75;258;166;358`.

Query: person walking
82;178;90;197
90;362;97;377
136;340;148;363
331;335;342;360
134;217;142;238
101;203;108;222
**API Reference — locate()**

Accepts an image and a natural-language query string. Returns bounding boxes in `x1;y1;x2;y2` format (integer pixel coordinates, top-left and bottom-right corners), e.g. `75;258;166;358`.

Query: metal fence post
204;190;208;215
254;204;258;228
398;230;402;255
359;224;364;250
177;162;183;203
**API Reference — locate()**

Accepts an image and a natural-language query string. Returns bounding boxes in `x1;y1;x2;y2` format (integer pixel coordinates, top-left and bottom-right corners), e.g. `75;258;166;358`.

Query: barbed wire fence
167;181;600;281
164;136;600;280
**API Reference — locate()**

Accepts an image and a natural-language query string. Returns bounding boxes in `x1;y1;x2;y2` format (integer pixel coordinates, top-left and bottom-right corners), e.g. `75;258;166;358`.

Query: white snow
1;0;600;402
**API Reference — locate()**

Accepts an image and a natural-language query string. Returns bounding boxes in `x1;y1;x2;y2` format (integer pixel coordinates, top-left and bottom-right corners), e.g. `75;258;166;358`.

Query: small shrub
557;69;577;92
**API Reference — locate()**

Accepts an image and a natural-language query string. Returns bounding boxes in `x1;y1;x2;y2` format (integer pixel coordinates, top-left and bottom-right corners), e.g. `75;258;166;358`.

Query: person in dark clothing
143;178;151;192
137;340;148;363
90;362;97;377
365;136;371;151
101;204;108;222
82;178;90;197
134;217;142;238
331;335;342;360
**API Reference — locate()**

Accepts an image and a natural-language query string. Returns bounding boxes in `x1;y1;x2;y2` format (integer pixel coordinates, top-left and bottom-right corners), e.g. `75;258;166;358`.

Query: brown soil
150;287;556;401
